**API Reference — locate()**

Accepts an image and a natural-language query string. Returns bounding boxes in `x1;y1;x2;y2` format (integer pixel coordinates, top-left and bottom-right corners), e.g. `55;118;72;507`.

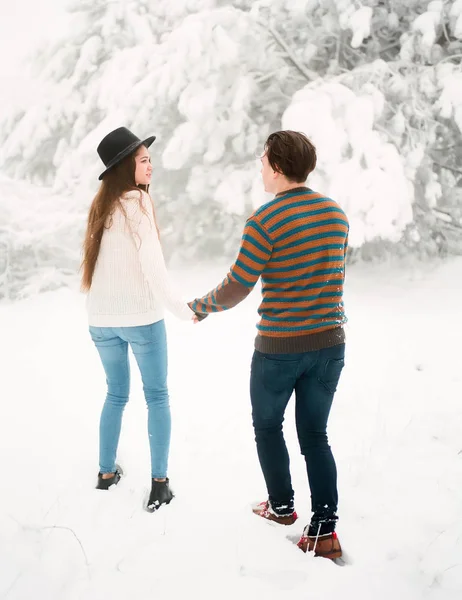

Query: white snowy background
0;0;461;598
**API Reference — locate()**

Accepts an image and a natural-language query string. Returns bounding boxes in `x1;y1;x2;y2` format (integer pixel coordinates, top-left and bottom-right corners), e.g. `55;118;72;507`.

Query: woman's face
134;145;152;186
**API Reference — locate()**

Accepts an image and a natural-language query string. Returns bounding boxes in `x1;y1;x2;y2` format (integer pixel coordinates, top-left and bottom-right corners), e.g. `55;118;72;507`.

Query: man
189;130;349;560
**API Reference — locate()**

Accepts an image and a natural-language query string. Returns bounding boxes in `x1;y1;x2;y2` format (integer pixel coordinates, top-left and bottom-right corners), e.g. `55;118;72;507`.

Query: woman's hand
188;302;208;323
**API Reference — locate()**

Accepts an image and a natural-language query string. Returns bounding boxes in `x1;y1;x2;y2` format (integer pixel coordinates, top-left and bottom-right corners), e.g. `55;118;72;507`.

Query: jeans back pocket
318;358;345;394
261;356;300;393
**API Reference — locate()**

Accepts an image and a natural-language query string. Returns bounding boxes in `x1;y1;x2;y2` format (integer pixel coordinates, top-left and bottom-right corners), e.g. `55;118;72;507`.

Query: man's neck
274;183;309;197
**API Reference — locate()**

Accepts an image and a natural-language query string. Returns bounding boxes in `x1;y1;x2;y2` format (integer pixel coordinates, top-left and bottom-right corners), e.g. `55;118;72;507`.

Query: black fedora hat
97;127;156;180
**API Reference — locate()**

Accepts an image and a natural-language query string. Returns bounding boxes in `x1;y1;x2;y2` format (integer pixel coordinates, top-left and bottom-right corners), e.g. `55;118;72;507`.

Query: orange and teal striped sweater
189;187;349;353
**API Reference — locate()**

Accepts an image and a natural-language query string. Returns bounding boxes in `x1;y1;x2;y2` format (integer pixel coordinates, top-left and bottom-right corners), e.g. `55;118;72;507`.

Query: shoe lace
300;517;332;553
312;521;322;554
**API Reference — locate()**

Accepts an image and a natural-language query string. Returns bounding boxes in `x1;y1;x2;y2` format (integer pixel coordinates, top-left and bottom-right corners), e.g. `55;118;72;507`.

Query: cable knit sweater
86;190;192;326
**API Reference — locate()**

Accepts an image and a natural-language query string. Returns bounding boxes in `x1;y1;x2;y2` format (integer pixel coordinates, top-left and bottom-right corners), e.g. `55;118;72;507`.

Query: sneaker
96;464;123;490
252;500;298;526
297;527;342;560
146;478;174;512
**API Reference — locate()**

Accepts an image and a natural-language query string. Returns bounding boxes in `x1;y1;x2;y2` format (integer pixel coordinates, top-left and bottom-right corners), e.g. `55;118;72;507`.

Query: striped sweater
190;186;349;353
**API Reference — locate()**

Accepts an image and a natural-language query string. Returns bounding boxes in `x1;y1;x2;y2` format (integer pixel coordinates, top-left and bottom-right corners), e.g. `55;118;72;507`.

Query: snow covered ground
0;259;461;600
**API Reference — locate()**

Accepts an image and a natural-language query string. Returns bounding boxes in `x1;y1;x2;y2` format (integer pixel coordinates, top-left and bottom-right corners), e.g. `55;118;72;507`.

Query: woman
81;126;195;512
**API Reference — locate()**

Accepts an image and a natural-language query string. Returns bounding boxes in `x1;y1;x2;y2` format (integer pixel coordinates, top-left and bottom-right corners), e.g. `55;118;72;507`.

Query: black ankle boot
308;512;338;536
146;478;174;512
96;464;123;490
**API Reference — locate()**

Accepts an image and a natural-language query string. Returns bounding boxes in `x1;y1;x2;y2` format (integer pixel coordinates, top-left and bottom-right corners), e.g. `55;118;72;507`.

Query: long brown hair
81;150;155;291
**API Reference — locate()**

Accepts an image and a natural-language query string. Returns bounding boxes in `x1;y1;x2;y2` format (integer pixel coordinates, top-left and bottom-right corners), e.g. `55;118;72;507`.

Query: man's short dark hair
264;130;317;183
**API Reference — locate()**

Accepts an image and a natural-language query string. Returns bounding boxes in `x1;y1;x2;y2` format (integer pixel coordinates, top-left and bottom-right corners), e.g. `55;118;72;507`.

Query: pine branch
257;20;319;82
432;210;462;230
379;41;401;54
432;143;462;152
431;157;462;176
441;19;451;45
436;53;462;66
433;208;454;223
255;69;285;84
441;2;452;45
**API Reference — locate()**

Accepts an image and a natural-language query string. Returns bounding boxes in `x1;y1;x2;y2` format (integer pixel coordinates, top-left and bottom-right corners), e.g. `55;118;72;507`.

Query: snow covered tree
1;0;462;299
0;176;81;300
250;0;462;257
124;5;303;262
282;74;414;249
0;0;221;187
0;0;162;185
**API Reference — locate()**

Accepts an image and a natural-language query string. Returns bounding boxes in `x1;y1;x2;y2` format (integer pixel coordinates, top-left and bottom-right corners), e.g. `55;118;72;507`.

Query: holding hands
188;301;207;324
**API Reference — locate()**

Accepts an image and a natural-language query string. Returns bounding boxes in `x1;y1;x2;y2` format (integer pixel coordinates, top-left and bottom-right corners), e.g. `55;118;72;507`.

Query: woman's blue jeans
89;320;170;478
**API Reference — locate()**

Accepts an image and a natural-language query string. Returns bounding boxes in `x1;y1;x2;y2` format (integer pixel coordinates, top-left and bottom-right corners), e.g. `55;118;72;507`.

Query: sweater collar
275;186;310;198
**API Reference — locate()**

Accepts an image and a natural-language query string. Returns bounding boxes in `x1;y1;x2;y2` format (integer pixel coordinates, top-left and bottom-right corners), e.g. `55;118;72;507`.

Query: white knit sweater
86;190;193;327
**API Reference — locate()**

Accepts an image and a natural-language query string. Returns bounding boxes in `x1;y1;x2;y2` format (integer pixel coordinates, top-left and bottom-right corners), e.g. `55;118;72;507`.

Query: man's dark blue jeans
250;343;345;525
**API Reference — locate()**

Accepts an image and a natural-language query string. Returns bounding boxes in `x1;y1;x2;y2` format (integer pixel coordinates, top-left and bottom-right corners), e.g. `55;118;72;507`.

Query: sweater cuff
188;301;208;321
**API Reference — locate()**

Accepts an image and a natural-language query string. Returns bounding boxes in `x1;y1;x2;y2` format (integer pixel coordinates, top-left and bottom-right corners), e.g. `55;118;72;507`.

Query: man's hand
188;301;208;323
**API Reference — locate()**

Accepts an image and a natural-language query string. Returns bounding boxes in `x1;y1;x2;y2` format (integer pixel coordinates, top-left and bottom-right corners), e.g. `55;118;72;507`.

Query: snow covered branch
256;19;319;82
431;157;462;176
